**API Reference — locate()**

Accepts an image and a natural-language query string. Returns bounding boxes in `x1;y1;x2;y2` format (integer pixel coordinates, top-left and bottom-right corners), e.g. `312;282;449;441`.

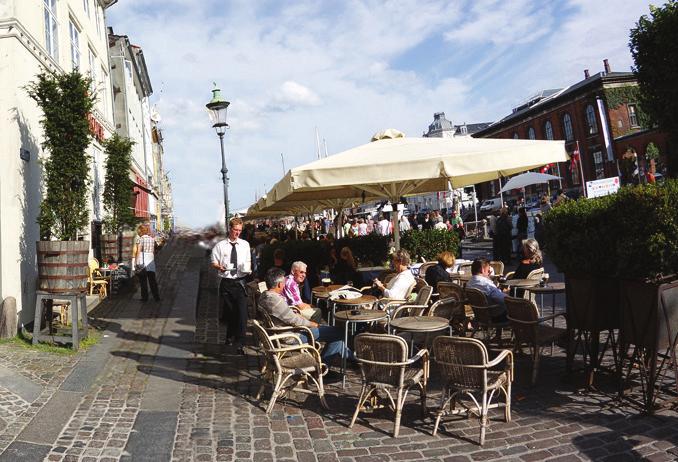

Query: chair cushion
279;353;319;372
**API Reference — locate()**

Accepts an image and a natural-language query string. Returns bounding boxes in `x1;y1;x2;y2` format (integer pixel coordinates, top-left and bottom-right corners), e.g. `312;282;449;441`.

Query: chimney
603;59;611;74
584;69;590;79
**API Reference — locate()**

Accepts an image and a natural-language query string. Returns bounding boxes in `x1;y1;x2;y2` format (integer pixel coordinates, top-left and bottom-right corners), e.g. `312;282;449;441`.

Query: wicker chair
489;261;504;277
428;297;468;336
350;333;429;437
464;287;510;344
437;281;465;301
413;285;433;307
88;259;108;299
418;261;437;279
505;296;567;385
255;305;321;352
252;320;329;414
432;336;513;445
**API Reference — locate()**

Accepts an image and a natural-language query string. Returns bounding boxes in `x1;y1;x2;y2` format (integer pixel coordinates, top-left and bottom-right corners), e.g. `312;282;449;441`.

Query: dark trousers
137;269;159;301
219;278;248;343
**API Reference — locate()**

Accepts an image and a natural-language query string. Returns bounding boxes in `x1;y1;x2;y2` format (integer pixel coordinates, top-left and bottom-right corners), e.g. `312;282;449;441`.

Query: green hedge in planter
400;229;460;262
544;180;678;278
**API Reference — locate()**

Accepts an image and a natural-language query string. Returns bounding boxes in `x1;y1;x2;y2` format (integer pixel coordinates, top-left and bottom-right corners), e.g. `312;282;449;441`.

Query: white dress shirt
211;238;252;279
383;269;415;299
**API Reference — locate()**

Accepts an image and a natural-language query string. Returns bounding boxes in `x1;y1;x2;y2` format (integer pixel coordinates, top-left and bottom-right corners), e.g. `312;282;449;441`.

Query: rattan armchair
436;281;465;302
428;297;468;336
464;287;510;344
252;320;329;414
505;296;567;385
350;333;429;437
255;306;321;352
432;336;513;445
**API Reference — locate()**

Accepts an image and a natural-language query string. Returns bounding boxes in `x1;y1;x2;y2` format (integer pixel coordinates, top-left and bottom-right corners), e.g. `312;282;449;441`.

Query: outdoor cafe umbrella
259;133;569;248
499;171;562;193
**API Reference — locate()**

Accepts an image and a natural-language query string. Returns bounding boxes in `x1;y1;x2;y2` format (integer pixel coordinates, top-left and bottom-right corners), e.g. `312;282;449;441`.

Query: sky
107;0;655;228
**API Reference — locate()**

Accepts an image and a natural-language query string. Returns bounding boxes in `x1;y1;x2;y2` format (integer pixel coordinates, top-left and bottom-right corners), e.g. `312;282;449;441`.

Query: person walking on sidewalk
133;223;160;302
211;217;252;353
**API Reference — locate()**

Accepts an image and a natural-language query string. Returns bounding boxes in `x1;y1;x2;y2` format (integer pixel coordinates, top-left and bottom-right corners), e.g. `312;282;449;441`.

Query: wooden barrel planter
100;233;119;262
36;241;90;293
120;231;135;262
619;276;678;412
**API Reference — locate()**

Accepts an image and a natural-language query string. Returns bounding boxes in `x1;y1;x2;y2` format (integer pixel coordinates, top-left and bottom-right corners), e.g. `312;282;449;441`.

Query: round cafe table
332;295;377;325
389;316;452;352
334;308;388;388
501;278;540;296
312;284;343;305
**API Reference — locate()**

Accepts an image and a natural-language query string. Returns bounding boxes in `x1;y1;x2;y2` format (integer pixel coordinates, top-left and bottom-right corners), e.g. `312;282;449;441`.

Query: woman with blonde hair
425;251;455;289
133;223;160;302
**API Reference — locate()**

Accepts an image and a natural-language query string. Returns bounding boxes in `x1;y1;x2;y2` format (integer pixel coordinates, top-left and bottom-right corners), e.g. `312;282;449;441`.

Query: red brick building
473;61;670;200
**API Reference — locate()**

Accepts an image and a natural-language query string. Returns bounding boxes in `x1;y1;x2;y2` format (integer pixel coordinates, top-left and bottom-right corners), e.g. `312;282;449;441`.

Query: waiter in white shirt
211;217;252;353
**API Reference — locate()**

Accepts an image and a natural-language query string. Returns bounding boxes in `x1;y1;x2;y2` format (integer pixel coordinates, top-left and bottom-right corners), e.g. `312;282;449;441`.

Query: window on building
563;113;574;141
544;120;553;140
528;127;536;140
44;0;59;60
101;66;109;118
83;0;90;17
585;104;598;134
628;104;639;127
69;20;80;70
460;125;468;135
95;5;102;37
593;151;604;179
513;132;519;139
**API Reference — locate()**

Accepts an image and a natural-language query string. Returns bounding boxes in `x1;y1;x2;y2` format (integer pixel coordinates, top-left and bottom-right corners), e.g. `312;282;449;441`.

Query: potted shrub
400;229;460;262
27;71;95;294
101;134;137;262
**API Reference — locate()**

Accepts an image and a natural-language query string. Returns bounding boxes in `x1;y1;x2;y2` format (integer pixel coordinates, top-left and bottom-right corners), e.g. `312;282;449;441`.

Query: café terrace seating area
240;256;676;446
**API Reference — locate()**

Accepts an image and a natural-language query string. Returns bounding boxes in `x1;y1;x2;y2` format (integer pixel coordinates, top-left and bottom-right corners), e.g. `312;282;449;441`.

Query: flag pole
576;140;587;198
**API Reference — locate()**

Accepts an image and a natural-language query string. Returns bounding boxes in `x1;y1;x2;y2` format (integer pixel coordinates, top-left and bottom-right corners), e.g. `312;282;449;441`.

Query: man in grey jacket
259;267;351;362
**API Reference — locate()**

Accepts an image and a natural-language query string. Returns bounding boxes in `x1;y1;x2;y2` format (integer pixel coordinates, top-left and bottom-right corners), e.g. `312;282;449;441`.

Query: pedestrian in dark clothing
515;207;528;257
493;207;513;264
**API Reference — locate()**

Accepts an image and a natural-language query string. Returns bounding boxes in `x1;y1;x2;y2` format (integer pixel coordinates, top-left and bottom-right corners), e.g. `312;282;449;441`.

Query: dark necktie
230;242;237;275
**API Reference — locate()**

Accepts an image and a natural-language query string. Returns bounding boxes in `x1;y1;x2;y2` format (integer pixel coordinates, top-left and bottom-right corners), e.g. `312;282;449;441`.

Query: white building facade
0;0;116;324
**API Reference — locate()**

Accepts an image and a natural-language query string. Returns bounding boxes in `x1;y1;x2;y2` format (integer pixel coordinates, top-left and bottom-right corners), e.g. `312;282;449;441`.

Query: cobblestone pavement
0;242;676;461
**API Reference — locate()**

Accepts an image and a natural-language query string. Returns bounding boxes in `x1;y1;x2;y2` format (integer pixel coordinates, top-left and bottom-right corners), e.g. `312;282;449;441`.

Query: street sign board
586;176;620;198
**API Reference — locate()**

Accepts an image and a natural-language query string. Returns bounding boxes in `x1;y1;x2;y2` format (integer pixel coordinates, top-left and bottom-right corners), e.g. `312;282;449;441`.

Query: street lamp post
206;84;231;232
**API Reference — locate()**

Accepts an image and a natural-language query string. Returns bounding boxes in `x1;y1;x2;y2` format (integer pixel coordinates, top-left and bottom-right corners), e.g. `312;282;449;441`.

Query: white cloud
106;0;655;227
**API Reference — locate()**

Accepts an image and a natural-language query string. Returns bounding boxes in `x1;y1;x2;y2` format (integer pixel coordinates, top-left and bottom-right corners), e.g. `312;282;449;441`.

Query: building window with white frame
69;20;80;70
563;113;574;141
528;127;536;140
628;104;639;127
95;5;102;37
585;104;598;134
44;0;59;60
101;66;109;118
544;120;553;140
593;151;604;179
513;132;519;139
83;0;90;17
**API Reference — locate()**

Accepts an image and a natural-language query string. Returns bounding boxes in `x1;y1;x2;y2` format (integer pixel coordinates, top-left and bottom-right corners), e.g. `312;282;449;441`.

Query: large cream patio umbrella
261;134;569;248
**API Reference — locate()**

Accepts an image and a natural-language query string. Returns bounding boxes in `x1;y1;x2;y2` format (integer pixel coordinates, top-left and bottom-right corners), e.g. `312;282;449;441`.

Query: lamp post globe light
206;83;231;232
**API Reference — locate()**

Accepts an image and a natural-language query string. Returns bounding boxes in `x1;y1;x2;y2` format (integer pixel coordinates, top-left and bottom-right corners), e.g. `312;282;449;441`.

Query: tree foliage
26;71;95;240
629;1;678;176
102;134;137;234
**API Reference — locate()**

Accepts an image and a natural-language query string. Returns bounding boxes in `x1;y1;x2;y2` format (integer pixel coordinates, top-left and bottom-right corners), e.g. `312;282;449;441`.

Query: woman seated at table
513;238;543;297
372;249;415;303
425;251;454;290
331;246;361;285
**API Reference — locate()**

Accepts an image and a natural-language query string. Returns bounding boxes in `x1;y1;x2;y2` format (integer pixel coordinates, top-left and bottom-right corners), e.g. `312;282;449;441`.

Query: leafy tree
26;71;95;240
629;1;678;176
102;134;137;234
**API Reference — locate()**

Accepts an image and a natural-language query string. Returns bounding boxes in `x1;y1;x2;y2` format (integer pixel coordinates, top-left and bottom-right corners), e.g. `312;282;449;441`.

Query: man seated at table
260;268;353;362
466;258;509;316
283;261;323;323
372;249;416;306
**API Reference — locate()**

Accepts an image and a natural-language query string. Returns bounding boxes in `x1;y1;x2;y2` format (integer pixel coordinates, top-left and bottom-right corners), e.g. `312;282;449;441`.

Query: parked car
479;198;503;213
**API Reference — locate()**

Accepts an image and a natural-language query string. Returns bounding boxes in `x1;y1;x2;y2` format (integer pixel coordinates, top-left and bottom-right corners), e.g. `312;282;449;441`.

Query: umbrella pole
392;208;400;251
498;177;505;208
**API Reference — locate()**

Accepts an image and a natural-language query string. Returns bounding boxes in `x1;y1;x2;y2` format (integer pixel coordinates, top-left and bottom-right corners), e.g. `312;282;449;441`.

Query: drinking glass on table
542;273;550;287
